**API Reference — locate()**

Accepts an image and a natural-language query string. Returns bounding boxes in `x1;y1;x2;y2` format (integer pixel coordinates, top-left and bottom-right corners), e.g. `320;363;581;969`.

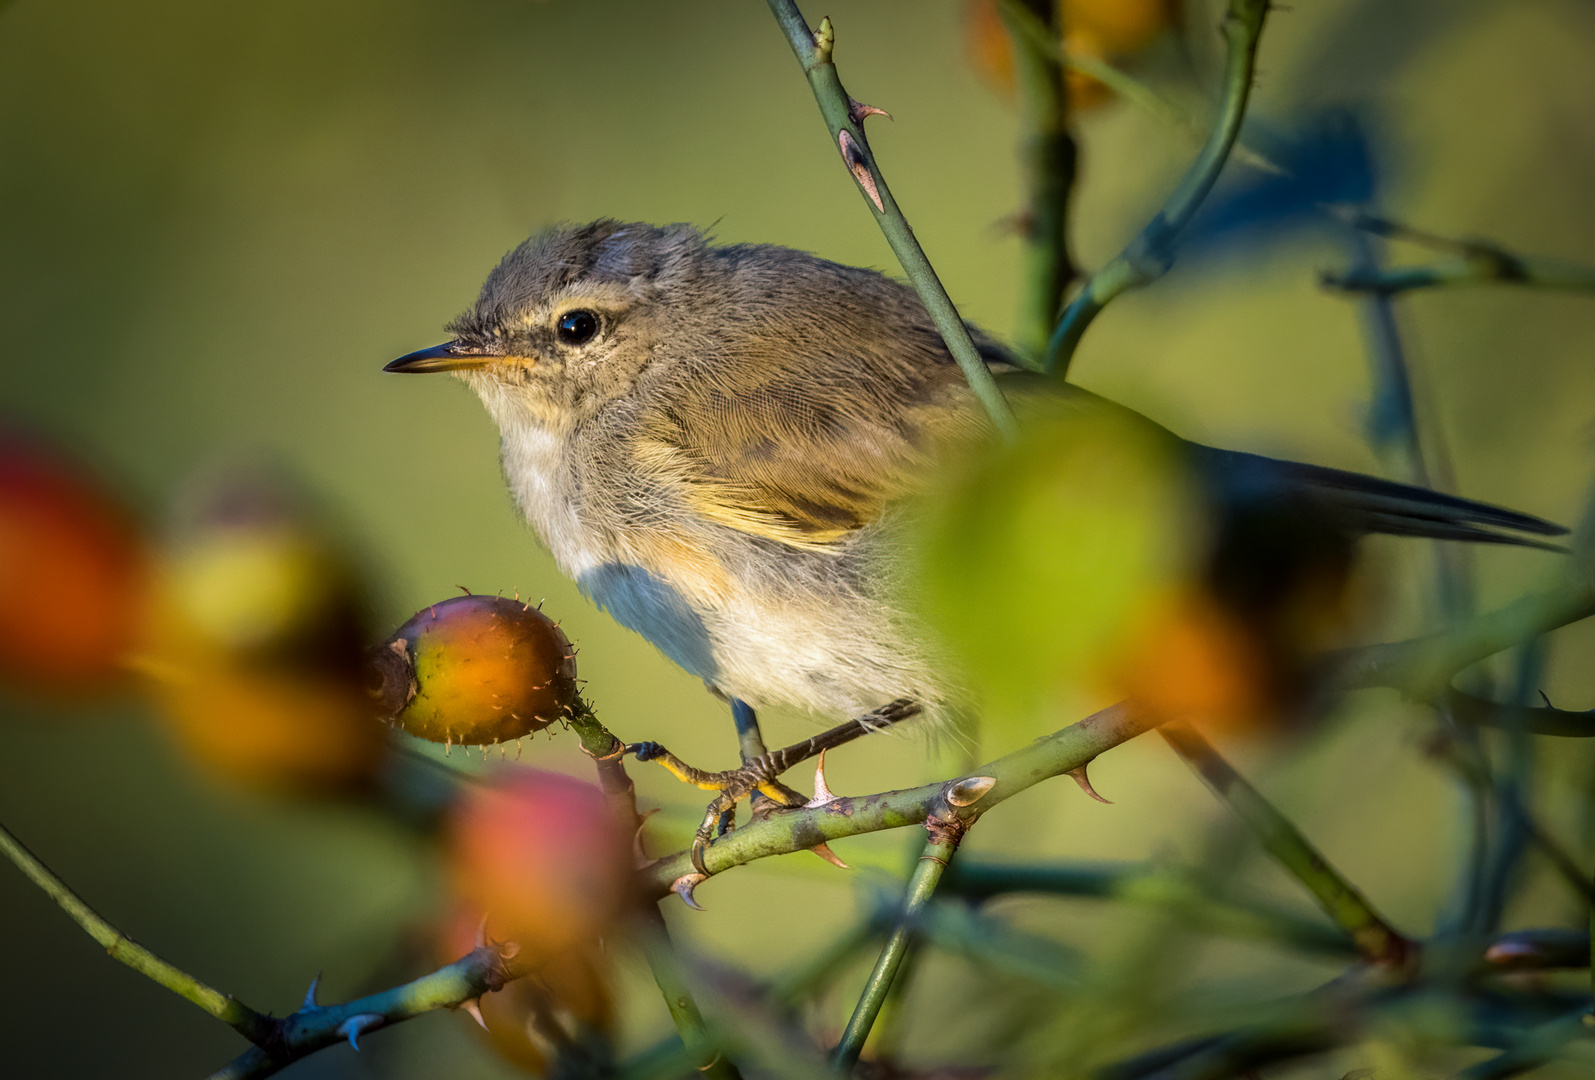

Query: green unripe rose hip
368;595;578;745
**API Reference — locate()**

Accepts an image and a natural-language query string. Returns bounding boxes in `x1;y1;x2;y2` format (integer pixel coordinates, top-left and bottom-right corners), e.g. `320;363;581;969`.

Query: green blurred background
2;0;1594;1076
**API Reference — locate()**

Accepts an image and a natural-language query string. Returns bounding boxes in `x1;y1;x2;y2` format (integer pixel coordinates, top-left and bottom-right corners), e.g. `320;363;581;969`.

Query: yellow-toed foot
626;698;920;876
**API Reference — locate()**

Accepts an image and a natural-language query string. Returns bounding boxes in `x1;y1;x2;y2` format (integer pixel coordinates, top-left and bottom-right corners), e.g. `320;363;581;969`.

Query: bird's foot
623;742;790;874
626;699;922;876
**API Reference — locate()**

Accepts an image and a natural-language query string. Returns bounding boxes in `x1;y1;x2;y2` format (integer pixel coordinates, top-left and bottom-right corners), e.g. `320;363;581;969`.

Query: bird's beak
384;340;493;373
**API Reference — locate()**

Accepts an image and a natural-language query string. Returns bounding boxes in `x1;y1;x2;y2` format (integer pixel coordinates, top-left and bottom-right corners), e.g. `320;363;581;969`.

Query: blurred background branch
1045;0;1271;375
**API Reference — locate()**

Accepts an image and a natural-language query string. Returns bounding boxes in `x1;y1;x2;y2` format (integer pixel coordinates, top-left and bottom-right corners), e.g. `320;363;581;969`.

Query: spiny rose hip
370;594;578;746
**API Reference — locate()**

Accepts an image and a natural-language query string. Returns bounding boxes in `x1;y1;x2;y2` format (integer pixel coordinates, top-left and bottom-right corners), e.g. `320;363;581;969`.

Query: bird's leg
730;698;794;821
729;698;767;762
627;699;923;875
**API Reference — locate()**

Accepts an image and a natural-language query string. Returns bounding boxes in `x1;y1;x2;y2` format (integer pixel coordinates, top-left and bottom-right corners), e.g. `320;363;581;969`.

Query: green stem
1336;587;1595;701
640;910;741;1080
1334;472;1595;698
763;0;1018;438
569;701;735;1076
833;823;964;1068
205;944;520;1079
0;819;271;1043
997;0;1077;360
1457;1006;1593;1080
770;917;885;1006
1326;209;1595;295
1324;258;1595;295
1340;220;1493;938
642;700;1155;895
943;858;1355;955
1159;723;1413;968
1044;0;1271;377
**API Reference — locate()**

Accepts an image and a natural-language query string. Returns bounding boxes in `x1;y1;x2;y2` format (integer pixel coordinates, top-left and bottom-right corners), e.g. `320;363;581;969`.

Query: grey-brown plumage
386;220;1563;724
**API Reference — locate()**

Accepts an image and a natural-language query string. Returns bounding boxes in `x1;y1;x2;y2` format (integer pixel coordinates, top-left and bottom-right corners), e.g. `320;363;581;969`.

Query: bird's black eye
556;310;600;346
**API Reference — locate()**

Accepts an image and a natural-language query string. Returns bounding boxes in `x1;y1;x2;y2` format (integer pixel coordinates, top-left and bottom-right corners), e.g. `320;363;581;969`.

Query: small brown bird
386;220;1562;734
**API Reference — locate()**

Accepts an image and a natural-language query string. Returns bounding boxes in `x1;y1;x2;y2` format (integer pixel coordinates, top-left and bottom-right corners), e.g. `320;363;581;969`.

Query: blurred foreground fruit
438;904;614;1073
0;432;148;695
919;404;1199;732
369;594;578;747
964;0;1180;109
139;465;383;791
449;769;633;966
921;400;1359;736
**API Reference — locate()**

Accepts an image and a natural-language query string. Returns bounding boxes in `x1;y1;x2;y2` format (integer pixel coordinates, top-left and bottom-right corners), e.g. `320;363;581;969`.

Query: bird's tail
1195;446;1568;550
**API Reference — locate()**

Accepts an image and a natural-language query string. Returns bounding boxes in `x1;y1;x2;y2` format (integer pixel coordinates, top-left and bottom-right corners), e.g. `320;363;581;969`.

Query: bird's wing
632;359;1003;551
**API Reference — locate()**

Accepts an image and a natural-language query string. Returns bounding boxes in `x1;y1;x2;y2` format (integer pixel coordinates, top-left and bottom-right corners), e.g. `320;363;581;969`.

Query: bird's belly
574;550;945;718
576;562;720;683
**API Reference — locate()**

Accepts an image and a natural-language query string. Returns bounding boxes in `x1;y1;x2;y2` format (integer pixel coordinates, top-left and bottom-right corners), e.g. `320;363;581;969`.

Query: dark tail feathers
1196;446;1567;550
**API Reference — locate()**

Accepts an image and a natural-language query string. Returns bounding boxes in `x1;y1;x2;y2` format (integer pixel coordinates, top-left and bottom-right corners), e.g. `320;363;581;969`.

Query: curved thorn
672;873;708;911
460;997;489;1031
475;912;490;949
338;1013;384;1051
848;98;892;124
632;807;662;867
1067;765;1113;805
302;972;321;1011
809;842;850;869
805;748;840;807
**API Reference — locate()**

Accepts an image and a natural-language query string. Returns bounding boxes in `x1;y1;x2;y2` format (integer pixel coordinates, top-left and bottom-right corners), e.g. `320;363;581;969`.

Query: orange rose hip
370;595;578;745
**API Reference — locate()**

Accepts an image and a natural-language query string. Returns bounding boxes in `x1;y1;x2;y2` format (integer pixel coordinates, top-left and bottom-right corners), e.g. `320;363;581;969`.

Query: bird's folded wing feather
633;362;999;551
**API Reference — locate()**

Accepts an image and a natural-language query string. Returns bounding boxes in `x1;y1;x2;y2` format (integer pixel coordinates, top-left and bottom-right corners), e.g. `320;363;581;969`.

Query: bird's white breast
498;423;606;579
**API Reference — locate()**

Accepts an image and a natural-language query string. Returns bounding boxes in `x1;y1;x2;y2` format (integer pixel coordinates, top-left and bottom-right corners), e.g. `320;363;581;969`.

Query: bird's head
385;220;710;429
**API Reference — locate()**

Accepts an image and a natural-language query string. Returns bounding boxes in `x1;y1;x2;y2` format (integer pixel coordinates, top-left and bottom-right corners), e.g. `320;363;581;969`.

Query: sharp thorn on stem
1539;689;1555;709
302;972;321;1011
1067;765;1113;804
338;1013;384;1051
848;98;892;125
632;807;661;867
837;129;884;213
460;997;489;1031
808;841;850;869
475;912;490;949
805;748;840;807
671;872;708;911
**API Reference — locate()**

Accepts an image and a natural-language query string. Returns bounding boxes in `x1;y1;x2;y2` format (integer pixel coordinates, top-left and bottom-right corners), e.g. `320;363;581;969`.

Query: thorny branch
763;0;1019;437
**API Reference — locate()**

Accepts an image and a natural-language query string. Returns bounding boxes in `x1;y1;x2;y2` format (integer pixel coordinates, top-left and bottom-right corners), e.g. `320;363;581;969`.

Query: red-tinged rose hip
448;769;633;964
0;433;147;694
370;595;578;746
